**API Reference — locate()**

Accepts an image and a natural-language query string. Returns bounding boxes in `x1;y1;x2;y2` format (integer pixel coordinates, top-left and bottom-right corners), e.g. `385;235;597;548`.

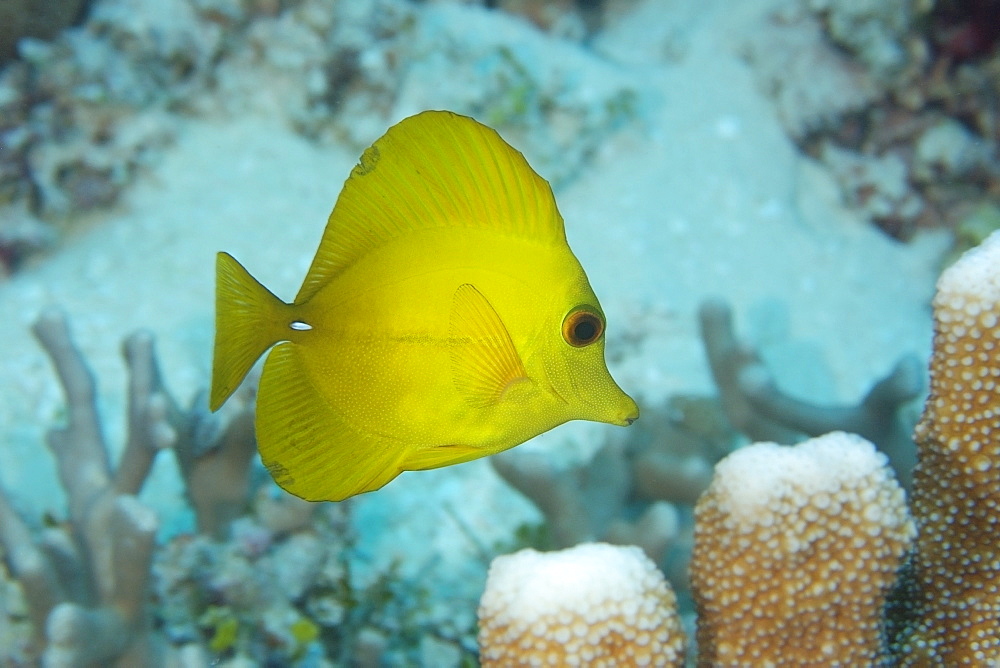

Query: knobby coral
891;228;1000;663
478;542;686;667
690;432;914;665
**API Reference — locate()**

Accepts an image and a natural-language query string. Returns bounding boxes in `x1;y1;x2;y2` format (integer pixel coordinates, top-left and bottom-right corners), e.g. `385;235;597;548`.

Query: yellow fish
210;110;638;502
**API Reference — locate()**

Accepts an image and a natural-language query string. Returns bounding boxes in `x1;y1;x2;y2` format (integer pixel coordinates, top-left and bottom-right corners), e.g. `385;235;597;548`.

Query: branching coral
0;308;259;664
490;442;681;566
698;296;922;486
891;229;1000;664
0;308;163;666
1;309;479;665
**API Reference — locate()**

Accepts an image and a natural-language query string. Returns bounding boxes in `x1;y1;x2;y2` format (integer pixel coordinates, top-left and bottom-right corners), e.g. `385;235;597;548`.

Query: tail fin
211;252;287;411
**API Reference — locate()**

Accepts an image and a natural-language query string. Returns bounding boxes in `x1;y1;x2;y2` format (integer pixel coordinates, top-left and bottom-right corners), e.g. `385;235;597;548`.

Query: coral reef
481;232;1000;665
478;542;686;667
0;309;479;665
0;0;639;275
690;432;914;665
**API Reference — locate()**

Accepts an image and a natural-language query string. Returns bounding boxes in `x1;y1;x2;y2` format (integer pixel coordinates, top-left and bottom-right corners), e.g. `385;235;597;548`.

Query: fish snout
615;399;640;427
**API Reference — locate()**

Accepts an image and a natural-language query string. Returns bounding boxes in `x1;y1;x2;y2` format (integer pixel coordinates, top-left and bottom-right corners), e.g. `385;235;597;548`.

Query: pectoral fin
449;283;528;408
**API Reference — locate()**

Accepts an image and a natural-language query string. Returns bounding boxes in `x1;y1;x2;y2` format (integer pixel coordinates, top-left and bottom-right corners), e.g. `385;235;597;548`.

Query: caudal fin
210;252;287;411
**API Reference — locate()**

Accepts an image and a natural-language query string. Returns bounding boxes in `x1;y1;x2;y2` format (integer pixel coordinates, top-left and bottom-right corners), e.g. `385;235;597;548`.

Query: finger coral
0;309;260;664
690;431;914;666
892;229;1000;664
478;542;686;667
698;297;922;487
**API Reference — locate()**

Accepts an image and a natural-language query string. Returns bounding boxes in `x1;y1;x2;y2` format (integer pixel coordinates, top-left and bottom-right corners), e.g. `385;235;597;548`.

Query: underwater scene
1;0;999;665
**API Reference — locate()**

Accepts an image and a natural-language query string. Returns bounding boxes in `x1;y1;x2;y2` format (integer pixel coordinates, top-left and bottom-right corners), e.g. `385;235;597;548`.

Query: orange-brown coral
690;432;914;666
892;229;1000;664
478;543;686;667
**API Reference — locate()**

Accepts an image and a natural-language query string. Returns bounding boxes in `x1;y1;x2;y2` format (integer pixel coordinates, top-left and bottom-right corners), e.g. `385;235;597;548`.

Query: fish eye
562;308;605;347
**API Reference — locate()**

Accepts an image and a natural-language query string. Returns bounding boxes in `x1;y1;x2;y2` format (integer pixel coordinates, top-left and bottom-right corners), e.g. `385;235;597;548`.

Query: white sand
0;0;944;600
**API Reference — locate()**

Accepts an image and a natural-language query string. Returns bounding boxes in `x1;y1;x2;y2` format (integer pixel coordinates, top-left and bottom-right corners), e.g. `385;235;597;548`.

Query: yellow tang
210;110;638;502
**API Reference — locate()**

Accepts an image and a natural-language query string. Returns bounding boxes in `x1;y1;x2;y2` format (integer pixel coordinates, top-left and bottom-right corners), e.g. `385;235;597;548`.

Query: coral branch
690;432;914;665
31;309;112;518
698;297;921;485
478;543;686;666
116;331;177;495
0;488;64;654
892;229;1000;664
15;308;162;666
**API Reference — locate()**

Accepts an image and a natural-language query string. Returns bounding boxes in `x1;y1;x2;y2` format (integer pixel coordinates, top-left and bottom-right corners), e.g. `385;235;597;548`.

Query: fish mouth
617;408;639;427
604;399;639;427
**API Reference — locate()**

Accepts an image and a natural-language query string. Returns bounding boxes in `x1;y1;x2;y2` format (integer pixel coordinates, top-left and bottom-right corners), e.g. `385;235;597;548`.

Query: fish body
211;111;637;501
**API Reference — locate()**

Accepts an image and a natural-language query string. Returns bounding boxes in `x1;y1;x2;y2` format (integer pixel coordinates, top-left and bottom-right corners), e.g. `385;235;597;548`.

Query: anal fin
403;443;486;471
256;344;406;501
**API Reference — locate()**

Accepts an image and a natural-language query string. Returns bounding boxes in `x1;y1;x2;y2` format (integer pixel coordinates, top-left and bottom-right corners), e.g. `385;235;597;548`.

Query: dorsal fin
449;283;529;408
295;110;566;303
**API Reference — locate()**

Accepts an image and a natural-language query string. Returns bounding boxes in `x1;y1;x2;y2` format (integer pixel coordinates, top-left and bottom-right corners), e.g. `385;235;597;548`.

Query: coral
0;0;89;64
0;308;163;666
808;0;934;82
480;234;1000;666
698;296;922;486
490;439;682;566
478;542;686;667
742;5;879;141
0;308;263;664
171;379;259;539
690;432;914;665
891;228;1000;664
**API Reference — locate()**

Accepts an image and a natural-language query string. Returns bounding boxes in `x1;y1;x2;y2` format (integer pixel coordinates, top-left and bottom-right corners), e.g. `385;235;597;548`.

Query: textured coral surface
690;432;914;666
478;543;686;667
894;230;1000;664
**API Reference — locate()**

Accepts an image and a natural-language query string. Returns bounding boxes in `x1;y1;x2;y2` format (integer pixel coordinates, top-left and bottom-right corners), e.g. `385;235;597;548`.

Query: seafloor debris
0;0;91;64
746;0;1000;243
